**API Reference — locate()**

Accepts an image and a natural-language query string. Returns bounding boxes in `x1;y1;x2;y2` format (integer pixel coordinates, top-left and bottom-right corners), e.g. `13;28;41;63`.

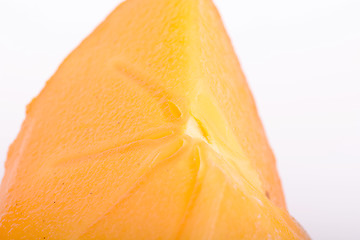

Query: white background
0;0;359;239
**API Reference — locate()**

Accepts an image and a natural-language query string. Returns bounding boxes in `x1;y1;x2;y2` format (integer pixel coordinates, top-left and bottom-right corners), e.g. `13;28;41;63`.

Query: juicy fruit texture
0;0;309;239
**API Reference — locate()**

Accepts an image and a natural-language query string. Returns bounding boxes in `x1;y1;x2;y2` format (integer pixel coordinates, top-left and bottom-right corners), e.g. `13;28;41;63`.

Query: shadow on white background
0;0;359;239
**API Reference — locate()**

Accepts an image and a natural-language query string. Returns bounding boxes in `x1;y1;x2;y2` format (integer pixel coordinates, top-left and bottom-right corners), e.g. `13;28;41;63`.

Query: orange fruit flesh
0;0;309;239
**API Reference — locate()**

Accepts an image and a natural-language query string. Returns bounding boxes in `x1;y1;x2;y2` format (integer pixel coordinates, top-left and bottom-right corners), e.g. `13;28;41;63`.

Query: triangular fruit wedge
0;0;309;239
